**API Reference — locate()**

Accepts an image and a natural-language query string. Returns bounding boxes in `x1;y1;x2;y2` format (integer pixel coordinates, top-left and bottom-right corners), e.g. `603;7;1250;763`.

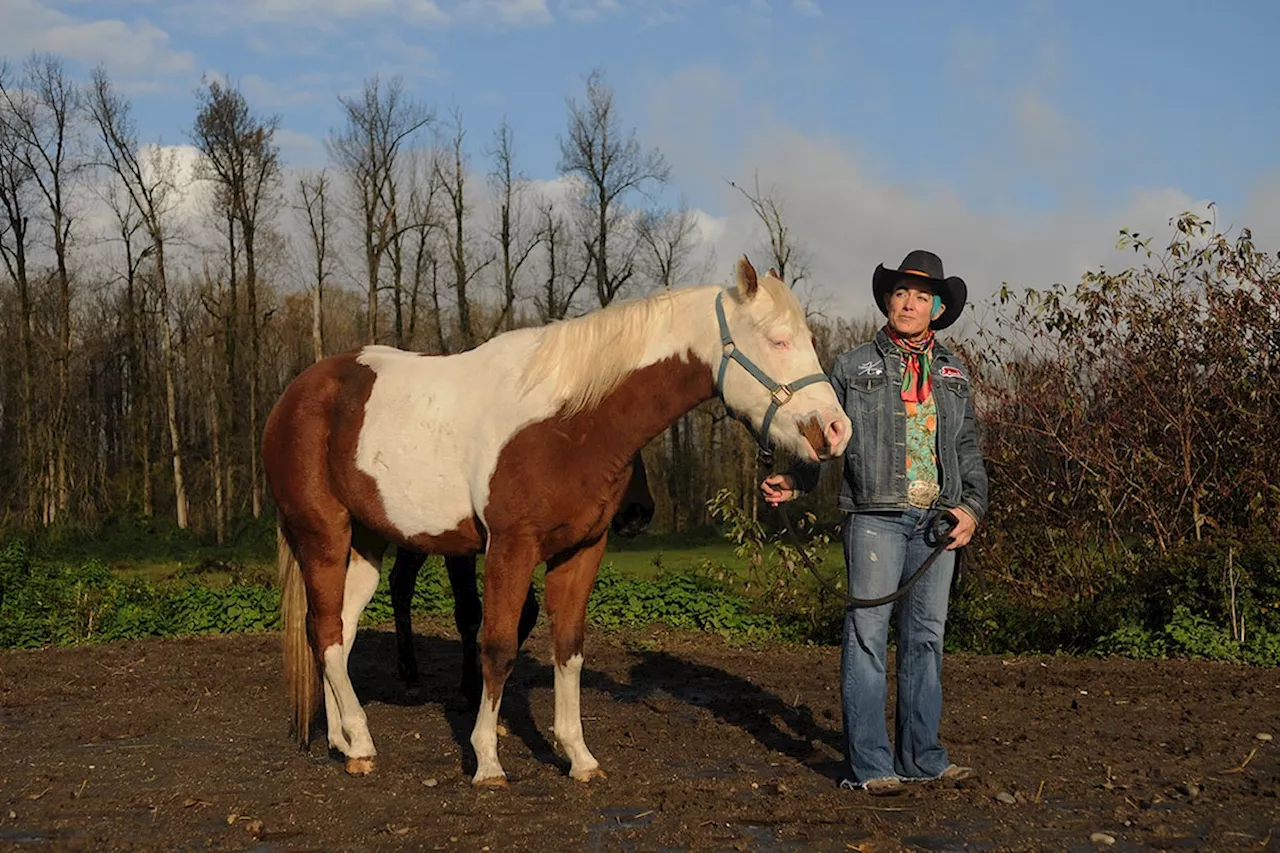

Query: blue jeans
840;508;955;784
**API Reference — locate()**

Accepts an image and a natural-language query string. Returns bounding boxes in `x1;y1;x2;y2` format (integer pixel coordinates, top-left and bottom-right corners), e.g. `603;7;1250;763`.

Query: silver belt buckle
907;480;940;509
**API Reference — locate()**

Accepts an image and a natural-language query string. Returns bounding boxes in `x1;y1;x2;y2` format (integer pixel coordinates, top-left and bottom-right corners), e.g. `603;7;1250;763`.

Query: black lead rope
759;451;960;609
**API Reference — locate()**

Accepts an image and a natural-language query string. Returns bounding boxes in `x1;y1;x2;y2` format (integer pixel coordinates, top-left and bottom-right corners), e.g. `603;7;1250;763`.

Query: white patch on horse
470;684;506;784
318;550;382;759
354;337;559;539
321;643;375;760
552;653;600;781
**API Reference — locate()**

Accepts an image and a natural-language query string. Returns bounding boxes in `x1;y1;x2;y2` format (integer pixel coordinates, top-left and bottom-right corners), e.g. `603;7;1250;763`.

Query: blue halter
713;290;832;453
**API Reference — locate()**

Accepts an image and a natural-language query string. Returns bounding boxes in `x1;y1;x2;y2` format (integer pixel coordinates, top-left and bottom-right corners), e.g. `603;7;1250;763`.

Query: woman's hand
946;507;977;550
760;474;800;506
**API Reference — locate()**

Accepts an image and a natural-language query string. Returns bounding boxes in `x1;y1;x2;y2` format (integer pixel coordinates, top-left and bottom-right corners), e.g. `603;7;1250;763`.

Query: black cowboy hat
872;249;967;331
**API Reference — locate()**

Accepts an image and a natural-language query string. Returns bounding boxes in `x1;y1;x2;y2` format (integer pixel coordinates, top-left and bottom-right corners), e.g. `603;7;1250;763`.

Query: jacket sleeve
955;388;989;523
790;353;848;494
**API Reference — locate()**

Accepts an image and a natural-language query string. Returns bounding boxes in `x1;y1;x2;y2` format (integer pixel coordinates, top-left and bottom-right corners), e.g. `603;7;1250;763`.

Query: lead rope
758;449;959;609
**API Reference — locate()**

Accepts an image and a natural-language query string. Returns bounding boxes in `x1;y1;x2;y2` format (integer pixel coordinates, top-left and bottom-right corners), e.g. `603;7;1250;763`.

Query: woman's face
887;279;936;338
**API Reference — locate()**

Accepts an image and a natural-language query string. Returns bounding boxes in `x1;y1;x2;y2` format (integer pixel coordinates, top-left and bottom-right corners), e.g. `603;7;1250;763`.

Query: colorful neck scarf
885;326;936;403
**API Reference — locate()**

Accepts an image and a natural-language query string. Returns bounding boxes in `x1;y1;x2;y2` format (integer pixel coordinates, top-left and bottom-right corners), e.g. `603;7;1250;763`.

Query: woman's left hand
945;507;977;550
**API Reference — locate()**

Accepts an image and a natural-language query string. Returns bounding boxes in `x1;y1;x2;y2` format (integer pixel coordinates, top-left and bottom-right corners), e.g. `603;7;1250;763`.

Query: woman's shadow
625;650;846;780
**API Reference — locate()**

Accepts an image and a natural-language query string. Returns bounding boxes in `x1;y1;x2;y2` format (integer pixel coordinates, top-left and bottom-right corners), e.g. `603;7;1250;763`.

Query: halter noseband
714;290;832;455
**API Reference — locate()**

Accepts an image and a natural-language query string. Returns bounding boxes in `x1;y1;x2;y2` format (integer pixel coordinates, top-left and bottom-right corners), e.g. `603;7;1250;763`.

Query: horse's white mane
519;273;801;417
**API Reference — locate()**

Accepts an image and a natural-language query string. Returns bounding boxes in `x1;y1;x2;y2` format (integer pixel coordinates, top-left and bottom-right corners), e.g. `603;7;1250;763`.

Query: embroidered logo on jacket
857;360;884;377
938;365;966;380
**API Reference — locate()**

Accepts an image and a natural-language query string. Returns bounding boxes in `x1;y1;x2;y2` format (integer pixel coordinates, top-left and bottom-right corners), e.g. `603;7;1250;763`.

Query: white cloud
459;0;553;26
558;0;621;22
640;67;1280;332
0;0;193;79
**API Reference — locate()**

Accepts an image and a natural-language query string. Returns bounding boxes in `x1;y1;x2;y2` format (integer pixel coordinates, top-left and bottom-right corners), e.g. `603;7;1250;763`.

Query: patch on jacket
938;365;967;380
857;360;884;376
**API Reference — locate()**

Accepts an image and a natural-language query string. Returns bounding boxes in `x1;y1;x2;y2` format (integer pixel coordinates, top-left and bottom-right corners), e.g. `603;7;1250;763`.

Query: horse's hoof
472;774;509;789
345;756;376;776
571;766;607;783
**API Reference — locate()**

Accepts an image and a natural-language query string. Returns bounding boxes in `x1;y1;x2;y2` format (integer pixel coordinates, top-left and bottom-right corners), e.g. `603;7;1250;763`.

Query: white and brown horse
263;257;851;786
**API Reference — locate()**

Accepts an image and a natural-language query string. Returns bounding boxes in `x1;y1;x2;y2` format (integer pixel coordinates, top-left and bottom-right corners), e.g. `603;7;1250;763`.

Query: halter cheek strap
713;290;832;452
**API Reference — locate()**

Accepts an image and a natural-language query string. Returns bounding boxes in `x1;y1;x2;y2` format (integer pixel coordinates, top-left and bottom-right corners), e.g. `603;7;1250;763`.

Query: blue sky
5;0;1278;320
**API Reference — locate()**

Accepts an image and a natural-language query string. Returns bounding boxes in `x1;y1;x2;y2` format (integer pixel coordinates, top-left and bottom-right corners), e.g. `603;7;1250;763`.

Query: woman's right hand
760;473;799;506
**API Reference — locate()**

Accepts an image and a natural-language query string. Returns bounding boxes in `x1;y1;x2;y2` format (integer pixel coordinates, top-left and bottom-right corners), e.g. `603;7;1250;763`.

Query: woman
761;249;989;795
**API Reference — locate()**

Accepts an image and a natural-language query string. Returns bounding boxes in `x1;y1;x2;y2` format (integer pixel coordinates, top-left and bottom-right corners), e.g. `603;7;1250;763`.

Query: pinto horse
263;257;850;786
389;453;655;705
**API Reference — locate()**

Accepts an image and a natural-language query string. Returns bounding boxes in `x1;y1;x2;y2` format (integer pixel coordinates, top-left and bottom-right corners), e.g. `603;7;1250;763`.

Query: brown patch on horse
486;353;714;561
798;414;826;459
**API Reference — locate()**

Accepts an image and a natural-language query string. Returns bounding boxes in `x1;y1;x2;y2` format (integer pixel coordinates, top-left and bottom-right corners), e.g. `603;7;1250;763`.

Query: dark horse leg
390;549;538;710
388;548;428;696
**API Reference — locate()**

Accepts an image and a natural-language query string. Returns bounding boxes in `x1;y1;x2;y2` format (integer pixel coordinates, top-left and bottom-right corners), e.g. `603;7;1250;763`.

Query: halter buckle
771;385;794;407
722;342;736;357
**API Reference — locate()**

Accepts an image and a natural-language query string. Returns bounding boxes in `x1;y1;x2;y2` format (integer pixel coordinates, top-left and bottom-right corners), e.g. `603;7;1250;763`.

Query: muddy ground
2;618;1278;853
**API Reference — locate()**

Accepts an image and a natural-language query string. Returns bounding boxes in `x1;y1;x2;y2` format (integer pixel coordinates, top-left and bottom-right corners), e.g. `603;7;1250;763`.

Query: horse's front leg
469;536;538;787
543;533;609;782
444;555;482;709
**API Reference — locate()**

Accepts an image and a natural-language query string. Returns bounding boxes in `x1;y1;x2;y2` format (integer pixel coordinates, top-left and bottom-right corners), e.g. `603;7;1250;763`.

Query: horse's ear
736;255;759;299
766;267;780;281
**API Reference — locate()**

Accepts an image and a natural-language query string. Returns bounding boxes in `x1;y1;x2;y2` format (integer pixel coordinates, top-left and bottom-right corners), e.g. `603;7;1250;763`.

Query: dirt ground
2;618;1279;853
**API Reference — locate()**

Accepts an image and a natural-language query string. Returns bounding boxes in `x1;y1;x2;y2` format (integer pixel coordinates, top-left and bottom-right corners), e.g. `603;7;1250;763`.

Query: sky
3;0;1278;324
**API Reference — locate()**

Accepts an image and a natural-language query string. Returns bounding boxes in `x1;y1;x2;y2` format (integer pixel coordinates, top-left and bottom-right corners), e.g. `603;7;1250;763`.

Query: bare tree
0;60;38;523
404;150;441;350
636;202;707;289
295;169;334;362
0;54;85;520
87;66;189;529
433;108;491;351
532;197;588;322
326;75;432;344
483;120;539;337
557;68;670;307
101;176;154;517
729;174;812;289
191;76;281;519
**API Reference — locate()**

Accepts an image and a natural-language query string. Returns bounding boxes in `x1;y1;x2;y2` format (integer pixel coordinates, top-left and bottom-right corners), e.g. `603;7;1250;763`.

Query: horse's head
713;257;851;462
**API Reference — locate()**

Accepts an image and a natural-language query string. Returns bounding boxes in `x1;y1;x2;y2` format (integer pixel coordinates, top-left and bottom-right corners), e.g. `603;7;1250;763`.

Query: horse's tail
277;522;318;747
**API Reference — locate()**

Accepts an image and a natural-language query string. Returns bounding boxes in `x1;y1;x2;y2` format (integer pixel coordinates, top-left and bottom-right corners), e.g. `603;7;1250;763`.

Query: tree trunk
153;241;188;529
245;226;262;519
209;375;225;544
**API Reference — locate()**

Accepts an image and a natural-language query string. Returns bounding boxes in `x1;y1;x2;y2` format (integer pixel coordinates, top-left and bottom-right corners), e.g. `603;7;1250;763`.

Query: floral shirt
904;393;939;484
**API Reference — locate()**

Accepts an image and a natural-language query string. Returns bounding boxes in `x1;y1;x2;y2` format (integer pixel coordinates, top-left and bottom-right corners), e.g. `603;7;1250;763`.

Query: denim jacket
794;328;989;522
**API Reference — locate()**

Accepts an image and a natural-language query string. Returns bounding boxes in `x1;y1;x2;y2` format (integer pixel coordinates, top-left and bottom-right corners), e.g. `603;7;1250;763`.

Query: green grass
15;516;847;587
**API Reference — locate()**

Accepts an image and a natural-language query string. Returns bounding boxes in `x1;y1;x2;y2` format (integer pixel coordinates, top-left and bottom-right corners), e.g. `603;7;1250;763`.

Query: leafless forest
0;57;875;538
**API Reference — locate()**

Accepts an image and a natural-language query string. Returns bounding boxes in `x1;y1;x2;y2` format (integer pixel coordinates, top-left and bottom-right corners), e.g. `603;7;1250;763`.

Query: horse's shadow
340;629;846;782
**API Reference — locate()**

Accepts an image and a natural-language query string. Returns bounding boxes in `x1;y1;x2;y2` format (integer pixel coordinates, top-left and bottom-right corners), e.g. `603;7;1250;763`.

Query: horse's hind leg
322;525;386;776
543;534;610;782
390;548;427;696
469;536;538;787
